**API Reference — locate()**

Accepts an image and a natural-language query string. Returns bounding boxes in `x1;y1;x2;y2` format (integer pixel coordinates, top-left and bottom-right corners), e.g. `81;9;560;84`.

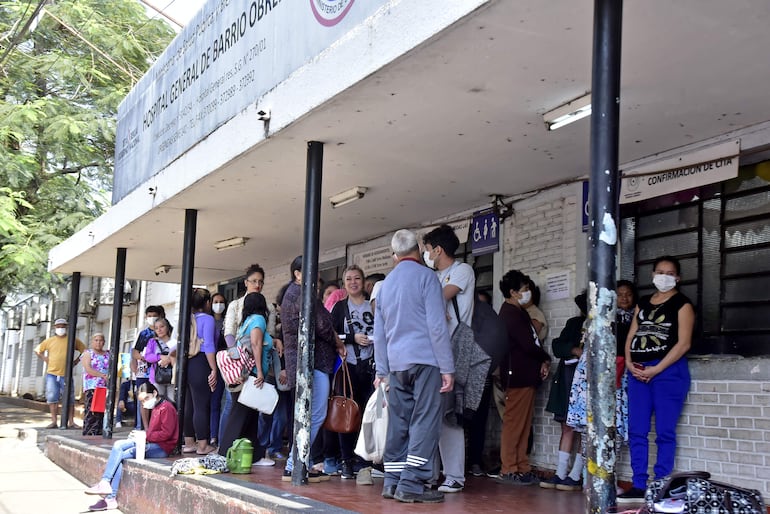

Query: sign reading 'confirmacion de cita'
619;140;740;204
113;0;386;204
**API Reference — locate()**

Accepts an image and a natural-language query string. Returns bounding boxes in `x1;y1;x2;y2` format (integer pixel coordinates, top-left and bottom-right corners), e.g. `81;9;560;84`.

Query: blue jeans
258;390;290;453
286;370;329;472
102;439;167;498
627;357;690;489
218;388;233;444
45;374;74;404
133;378;150;429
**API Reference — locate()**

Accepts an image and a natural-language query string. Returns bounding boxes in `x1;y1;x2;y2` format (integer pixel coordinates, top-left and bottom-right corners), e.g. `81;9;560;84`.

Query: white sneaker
114;422;122;428
253;457;276;467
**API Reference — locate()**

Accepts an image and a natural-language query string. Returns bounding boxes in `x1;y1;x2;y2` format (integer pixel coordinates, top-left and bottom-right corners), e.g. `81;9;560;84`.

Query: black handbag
155;364;173;384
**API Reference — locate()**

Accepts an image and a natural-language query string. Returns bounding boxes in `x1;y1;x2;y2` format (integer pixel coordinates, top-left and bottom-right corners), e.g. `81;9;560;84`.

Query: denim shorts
45;374;75;404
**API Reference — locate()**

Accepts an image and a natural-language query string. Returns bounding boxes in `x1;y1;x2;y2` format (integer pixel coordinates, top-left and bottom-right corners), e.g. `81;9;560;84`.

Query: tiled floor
216;464;589;514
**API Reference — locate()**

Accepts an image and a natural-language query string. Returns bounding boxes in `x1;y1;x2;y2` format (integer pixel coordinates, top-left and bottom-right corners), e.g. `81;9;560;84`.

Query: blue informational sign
471;209;500;256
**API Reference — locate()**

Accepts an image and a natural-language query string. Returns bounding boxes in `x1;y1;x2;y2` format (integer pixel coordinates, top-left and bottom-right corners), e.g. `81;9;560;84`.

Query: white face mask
652;274;677;293
54;327;67;337
423;250;435;269
146;316;158;328
212;303;225;314
142;396;158;410
518;290;532;306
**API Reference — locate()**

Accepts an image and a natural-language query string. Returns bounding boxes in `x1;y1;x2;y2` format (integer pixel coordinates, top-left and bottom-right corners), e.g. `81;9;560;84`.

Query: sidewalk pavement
0;397;123;514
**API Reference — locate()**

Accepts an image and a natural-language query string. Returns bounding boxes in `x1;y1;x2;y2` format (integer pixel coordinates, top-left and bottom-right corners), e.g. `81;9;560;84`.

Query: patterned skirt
82;389;104;436
565;352;628;442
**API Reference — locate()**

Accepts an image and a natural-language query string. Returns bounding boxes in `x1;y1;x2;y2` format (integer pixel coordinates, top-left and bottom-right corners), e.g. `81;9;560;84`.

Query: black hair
145;305;165;317
477;290;492;304
527;278;542;306
617;279;637;303
242;292;269;321
319;281;339;300
499;270;529;299
653;255;681;275
191;288;211;311
290;255;303;277
423;224;460;258
574;290;588;315
138;381;159;396
212;292;227;304
245;263;265;278
276;283;290;306
365;273;386;284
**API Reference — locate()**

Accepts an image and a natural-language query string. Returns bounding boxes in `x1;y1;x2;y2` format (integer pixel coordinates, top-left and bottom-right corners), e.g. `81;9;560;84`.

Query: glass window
621;160;770;356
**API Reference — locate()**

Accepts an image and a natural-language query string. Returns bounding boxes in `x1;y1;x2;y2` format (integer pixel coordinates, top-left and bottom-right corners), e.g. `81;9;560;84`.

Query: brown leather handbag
323;360;361;434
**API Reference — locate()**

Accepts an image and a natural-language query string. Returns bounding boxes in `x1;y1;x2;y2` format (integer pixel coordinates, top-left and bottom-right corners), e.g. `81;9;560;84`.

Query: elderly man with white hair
373;229;455;504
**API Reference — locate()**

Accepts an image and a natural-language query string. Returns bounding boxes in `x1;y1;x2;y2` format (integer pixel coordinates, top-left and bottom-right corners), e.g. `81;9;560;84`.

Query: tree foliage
0;0;175;304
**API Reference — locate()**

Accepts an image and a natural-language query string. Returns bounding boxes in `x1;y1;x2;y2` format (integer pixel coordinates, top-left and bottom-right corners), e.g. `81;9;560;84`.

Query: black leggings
218;391;265;459
184;353;212;441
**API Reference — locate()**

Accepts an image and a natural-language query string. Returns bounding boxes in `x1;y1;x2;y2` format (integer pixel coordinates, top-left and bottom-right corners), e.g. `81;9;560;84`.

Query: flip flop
45;423;58;429
181;445;197;453
196;445;218;455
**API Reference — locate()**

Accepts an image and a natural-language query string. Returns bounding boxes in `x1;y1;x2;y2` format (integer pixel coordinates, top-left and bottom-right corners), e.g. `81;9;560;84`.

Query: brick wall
496;181;770;503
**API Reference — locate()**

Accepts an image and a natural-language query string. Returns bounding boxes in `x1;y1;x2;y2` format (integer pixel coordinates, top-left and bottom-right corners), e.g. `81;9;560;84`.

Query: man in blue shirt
374;229;455;504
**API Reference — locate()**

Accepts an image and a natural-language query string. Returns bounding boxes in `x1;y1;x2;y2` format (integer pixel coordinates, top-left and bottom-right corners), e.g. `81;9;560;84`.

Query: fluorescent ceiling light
329;186;367;208
214;236;248;251
543;93;592;131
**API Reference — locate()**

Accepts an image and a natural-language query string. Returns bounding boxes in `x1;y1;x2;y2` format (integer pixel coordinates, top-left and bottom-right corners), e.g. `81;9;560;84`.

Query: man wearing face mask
132;305;165;430
35;318;86;429
618;255;694;503
422;224;476;494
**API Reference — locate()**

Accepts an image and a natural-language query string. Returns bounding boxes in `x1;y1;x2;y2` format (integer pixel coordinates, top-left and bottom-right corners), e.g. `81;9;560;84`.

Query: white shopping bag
354;383;388;464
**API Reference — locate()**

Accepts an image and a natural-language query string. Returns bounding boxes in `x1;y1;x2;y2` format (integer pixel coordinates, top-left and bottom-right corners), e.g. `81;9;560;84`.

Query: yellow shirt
35;335;86;377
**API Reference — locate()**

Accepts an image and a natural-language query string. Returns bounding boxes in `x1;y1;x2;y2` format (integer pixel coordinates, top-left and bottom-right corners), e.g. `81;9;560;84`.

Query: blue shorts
45;374;75;405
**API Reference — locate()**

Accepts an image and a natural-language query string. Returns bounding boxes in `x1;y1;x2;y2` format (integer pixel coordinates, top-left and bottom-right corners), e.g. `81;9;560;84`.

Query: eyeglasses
246;278;265;286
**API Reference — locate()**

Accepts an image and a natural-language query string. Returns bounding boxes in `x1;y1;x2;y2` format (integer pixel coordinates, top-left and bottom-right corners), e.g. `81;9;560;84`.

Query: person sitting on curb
84;382;178;512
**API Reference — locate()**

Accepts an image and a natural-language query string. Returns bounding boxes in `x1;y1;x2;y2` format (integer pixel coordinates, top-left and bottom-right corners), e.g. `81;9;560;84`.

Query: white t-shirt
436;260;475;334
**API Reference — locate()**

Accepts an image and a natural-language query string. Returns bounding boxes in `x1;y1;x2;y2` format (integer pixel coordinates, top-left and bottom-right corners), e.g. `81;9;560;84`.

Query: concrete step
45;435;355;514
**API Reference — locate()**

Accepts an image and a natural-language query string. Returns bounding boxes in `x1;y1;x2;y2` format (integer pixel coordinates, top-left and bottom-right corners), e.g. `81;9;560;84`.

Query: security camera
256;108;271;121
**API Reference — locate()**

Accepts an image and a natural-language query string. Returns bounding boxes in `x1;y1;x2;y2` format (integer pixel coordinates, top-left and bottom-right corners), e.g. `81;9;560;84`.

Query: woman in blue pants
617;255;695;503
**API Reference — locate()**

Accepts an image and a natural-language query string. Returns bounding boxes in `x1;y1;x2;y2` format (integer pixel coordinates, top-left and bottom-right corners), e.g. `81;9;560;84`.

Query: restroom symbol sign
471;210;499;256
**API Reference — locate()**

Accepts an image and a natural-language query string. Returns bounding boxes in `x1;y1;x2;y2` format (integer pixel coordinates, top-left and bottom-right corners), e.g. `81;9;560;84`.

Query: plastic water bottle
134;430;146;461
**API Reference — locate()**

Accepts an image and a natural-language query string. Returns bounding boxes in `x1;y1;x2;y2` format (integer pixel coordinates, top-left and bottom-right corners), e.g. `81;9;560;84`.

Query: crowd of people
31;225;694;509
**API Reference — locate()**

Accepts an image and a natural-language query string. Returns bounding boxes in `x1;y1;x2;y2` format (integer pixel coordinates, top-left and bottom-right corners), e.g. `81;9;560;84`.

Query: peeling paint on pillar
292;314;314;484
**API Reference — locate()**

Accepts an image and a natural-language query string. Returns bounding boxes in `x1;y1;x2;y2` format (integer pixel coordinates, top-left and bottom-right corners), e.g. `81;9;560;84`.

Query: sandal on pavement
196;445;218;455
45;422;58;429
181;445;197;453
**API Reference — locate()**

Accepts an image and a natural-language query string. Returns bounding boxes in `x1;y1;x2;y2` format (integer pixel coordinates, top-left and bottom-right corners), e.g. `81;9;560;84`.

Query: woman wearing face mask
210;293;227;446
496;269;551;486
617;256;694;503
82;333;110;436
84;382;178;512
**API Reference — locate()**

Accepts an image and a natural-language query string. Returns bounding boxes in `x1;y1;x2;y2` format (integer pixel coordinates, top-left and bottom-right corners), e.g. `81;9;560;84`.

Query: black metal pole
104;249;126;439
291;141;323;485
60;272;81;430
175;209;197;449
586;0;623;512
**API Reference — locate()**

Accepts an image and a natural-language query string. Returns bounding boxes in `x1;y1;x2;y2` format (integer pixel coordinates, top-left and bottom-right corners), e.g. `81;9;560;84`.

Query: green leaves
0;0;175;303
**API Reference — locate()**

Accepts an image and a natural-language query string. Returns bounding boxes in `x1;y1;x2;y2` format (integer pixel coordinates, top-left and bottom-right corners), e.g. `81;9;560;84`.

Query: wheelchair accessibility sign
471;209;499;256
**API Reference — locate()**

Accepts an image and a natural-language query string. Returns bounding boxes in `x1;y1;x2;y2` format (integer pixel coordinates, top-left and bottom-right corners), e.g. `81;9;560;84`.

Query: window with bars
620;162;770;356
